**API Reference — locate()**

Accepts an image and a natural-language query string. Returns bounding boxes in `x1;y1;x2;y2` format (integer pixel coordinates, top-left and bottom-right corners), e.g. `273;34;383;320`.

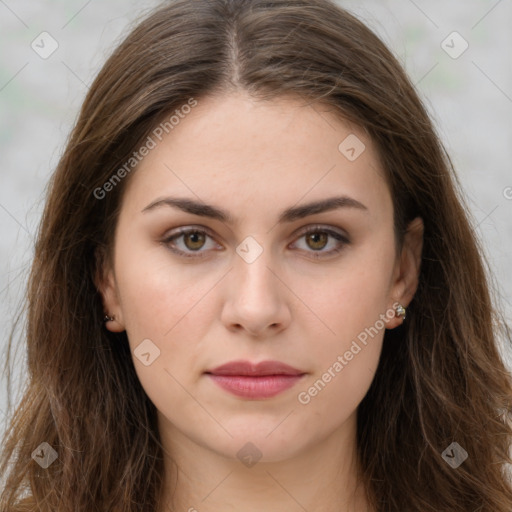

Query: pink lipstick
205;360;306;399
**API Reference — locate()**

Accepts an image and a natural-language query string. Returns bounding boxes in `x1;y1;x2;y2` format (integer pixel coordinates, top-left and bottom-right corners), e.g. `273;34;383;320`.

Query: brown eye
291;226;350;259
162;227;220;259
183;231;206;251
305;231;328;251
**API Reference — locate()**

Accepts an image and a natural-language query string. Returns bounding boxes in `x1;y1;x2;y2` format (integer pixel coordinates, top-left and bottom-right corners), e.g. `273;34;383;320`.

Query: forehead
121;91;392;225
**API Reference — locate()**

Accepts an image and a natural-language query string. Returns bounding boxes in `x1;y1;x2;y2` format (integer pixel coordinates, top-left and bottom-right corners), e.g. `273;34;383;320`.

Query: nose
220;247;292;337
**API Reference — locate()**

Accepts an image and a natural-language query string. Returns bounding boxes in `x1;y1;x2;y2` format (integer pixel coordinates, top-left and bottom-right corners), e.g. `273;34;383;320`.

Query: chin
201;418;321;464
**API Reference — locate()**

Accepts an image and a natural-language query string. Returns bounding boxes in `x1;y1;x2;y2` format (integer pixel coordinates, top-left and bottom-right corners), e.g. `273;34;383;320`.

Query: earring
395;303;406;321
103;314;115;323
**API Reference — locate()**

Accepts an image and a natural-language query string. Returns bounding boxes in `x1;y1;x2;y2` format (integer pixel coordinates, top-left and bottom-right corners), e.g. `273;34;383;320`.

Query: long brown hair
1;0;511;510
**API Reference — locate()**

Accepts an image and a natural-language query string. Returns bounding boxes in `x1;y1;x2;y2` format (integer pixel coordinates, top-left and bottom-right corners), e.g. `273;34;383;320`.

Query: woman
1;0;511;510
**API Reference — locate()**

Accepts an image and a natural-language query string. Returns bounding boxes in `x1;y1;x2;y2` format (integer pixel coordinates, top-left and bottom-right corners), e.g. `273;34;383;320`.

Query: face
98;91;423;464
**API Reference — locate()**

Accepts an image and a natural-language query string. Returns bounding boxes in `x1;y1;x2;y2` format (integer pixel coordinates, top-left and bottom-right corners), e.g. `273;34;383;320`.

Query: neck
156;413;373;512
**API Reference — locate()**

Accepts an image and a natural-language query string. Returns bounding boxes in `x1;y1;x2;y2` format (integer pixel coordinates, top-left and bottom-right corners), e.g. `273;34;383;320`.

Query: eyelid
293;224;349;241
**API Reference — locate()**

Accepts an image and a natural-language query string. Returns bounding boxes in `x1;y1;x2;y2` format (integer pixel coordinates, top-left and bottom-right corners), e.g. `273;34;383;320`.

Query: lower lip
206;374;304;399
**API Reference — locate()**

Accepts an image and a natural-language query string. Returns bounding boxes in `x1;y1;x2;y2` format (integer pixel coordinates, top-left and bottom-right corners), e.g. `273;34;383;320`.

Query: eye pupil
307;232;328;250
184;231;206;250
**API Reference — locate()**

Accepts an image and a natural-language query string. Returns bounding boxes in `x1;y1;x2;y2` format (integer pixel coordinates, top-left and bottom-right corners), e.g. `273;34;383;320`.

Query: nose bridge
219;232;291;336
233;234;279;299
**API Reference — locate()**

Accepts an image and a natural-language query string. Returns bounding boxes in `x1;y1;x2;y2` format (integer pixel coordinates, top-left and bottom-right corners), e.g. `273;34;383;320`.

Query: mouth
204;360;307;399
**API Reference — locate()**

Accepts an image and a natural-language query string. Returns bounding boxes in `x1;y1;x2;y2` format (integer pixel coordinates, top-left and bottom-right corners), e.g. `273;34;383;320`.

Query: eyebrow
141;195;368;224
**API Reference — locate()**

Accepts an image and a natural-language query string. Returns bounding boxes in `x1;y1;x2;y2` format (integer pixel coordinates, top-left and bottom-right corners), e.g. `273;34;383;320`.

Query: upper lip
206;360;305;376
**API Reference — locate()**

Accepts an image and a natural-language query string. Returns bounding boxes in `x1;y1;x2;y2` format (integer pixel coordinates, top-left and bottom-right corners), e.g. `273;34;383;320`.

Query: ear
94;246;125;332
386;216;424;329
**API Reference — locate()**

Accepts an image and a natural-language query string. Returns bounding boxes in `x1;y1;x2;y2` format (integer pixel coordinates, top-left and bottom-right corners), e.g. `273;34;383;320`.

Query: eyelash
161;225;350;260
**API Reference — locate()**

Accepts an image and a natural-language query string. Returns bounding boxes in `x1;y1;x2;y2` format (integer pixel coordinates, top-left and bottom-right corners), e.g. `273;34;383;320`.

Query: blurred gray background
1;0;511;432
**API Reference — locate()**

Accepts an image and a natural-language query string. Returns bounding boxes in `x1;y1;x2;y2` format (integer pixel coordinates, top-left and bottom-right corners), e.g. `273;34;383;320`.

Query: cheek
304;237;395;351
295;292;386;431
295;337;382;439
294;236;394;408
116;255;216;419
114;240;215;340
112;247;227;414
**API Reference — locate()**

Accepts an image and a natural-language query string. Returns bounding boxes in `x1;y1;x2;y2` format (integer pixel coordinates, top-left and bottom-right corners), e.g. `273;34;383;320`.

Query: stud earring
395;303;406;321
103;314;115;323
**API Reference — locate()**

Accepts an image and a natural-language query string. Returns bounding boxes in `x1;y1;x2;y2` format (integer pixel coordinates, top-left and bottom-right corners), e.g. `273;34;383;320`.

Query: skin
97;90;423;512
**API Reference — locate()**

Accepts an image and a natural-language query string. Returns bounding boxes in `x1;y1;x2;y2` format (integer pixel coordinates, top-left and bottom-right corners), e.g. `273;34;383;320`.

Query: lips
207;360;304;376
205;360;306;399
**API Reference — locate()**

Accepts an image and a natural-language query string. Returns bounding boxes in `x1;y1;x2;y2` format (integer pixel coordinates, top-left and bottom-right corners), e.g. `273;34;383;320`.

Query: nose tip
222;255;291;337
